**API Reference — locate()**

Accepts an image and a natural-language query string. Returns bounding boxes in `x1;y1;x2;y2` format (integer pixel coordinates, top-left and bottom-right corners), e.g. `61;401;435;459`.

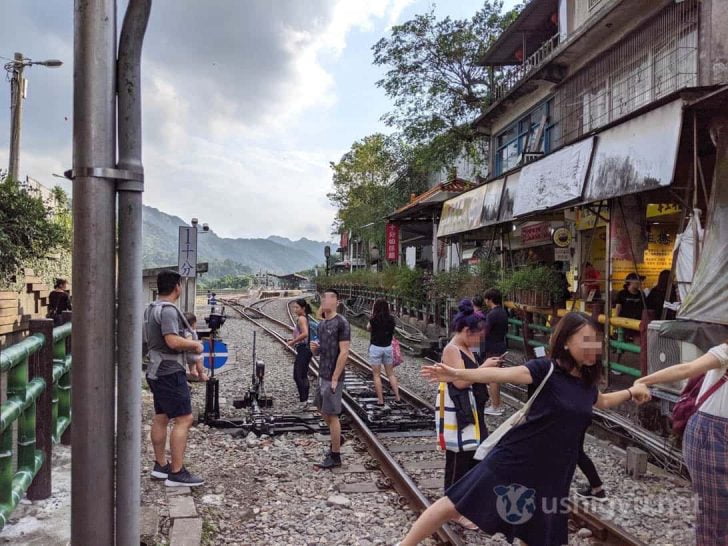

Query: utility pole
4;52;62;181
7;53;24;181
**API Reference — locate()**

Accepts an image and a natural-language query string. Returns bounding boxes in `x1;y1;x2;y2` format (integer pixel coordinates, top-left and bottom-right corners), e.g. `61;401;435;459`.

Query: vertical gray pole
116;1;151;544
7;52;24;180
72;1;117;544
604;200;613;389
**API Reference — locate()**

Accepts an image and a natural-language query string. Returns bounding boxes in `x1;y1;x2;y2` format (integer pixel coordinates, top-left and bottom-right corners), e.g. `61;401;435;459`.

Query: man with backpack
144;270;205;487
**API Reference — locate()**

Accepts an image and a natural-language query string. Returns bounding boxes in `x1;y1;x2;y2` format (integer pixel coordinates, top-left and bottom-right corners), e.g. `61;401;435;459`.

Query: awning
679;163;728;325
513;136;594;217
583;99;683;202
436;178;508;238
436;183;490;238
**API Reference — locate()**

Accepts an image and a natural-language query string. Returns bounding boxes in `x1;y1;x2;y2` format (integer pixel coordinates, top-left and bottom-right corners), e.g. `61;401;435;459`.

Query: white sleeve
707;343;728;369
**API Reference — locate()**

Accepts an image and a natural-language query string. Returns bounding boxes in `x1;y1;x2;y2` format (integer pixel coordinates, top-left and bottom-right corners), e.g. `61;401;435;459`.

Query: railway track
221;297;646;546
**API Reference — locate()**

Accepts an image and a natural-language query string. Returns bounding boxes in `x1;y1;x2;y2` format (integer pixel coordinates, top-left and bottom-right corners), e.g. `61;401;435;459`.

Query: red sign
385;223;399;262
340;230;349;249
521;222;552;245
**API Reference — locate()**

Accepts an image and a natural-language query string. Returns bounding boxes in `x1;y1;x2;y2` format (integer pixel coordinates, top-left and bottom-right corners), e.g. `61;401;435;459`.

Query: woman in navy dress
397;312;652;546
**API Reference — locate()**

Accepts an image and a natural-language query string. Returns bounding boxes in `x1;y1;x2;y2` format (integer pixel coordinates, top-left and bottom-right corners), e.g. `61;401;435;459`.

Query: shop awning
437;178;505;238
437;98;686;239
513;137;594;217
583;99;683;202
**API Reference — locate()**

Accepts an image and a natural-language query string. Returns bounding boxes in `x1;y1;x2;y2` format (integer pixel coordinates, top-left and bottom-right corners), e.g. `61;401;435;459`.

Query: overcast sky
0;0;517;241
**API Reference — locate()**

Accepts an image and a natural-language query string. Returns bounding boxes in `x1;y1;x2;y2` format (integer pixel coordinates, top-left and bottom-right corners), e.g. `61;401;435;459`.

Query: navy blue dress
446;358;598;546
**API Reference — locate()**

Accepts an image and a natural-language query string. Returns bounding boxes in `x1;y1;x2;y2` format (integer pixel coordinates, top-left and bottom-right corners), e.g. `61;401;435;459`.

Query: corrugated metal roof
388;178;474;220
479;0;559;66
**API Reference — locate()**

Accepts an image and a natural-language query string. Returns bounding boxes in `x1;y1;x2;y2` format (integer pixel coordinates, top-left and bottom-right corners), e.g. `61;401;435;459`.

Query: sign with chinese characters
554;247;571;262
178;226;197;278
520;222;552;245
385;223;399;262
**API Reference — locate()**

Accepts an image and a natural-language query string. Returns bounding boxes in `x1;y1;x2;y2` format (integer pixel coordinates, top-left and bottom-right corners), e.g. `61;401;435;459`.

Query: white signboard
554;247;571;262
178;226;198;278
513;136;594;217
584;99;683;201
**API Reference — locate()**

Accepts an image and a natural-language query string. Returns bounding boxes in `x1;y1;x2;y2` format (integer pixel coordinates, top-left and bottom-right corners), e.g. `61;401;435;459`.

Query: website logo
494;484;536;524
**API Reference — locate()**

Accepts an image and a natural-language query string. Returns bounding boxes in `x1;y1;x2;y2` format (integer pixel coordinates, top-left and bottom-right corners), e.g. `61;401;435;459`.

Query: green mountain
142;205;331;279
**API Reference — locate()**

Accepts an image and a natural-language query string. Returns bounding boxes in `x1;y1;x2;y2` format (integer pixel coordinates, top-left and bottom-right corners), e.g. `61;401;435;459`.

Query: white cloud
2;0;415;242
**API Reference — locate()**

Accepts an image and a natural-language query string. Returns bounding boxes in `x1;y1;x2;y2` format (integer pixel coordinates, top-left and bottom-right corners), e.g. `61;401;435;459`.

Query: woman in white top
636;341;728;546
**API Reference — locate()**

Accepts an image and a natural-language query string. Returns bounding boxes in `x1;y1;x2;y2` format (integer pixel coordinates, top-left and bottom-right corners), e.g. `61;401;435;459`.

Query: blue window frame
494;98;557;176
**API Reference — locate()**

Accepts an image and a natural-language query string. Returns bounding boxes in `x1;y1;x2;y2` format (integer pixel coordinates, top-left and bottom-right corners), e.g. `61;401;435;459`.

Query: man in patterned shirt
310;288;351;468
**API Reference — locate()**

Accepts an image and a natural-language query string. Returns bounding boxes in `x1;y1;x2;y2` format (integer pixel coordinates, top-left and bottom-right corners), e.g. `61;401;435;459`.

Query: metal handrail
0;320;72;530
493;32;560;101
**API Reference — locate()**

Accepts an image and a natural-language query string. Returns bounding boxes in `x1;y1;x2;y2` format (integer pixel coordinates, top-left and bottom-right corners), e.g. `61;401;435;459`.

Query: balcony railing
492;32;560;102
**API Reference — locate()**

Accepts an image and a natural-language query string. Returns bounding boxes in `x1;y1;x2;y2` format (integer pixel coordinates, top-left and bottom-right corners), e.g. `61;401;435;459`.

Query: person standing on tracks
440;300;496;530
310;288;351;469
286;298;313;409
481;288;508;417
397;312;652;546
144;270;205;487
367;299;401;406
636;340;728;545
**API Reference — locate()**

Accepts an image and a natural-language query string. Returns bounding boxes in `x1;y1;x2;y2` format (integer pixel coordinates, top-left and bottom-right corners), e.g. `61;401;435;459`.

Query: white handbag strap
521;361;554;414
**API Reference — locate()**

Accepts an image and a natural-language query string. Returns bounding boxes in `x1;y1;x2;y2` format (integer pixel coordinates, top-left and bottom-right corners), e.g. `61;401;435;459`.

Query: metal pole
7;52;24;180
72;1;117;543
116;1;150;544
604;200;613;389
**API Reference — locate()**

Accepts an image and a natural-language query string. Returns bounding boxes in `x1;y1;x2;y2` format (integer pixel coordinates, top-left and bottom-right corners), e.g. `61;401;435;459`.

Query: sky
0;0;518;242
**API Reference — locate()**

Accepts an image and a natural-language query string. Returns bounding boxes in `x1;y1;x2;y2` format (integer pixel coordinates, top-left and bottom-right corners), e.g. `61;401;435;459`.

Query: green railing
506;310;643;378
0;317;72;530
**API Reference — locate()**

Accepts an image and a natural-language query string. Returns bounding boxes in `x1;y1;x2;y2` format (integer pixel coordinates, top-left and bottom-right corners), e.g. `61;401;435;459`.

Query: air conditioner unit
647;320;703;395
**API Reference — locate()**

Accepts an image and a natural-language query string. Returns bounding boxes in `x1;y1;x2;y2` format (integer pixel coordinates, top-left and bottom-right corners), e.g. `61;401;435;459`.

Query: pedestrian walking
438;300;497;530
636;341;728;545
47;278;72;325
367;299;401;406
144;270;205;487
481;288;508;417
286;298;313;408
310;288;351;469
396;312;651;546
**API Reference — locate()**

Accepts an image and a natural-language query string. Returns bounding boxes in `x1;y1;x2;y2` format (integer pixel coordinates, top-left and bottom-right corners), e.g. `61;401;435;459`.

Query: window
494;98;557;176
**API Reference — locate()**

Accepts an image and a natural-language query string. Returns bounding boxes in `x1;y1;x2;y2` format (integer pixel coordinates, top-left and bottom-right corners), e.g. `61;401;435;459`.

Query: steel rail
222;298;463;546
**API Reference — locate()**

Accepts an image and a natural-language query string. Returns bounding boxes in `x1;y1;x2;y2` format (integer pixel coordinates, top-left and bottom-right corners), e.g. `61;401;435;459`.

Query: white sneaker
483;405;504;416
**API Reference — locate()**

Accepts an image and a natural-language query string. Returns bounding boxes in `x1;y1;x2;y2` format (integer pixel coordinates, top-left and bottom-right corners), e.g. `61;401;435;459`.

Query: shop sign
554;247;571;262
576;205;609;230
385;223;399;262
437;184;488;237
584;99;683;202
521;222;552;245
513;137;594;217
552;226;572;248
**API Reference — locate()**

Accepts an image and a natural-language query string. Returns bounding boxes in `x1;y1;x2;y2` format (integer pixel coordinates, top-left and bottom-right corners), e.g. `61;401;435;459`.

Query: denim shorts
368;344;393;365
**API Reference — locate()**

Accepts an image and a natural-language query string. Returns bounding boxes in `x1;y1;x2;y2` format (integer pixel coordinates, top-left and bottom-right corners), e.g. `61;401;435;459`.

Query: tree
328;134;429;251
0;175;70;284
372;1;522;164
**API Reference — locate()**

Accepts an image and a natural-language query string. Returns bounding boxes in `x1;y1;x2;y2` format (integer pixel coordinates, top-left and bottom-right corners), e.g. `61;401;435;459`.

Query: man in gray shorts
310;288;350;469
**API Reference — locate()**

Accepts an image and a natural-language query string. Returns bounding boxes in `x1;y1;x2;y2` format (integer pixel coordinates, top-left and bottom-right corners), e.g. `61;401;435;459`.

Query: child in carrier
184;312;208;382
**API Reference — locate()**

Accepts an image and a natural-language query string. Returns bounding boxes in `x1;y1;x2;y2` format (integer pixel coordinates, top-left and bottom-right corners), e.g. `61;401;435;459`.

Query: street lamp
5;52;63;181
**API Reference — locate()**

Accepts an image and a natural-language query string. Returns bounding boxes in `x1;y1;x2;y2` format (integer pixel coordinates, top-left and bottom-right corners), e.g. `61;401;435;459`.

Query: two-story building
436;0;728;380
439;0;726;300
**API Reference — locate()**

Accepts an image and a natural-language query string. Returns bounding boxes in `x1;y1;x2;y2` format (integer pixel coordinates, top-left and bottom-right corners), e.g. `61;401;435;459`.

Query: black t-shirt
616;289;645;320
369;315;395;347
48;290;71;315
483;306;508;355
